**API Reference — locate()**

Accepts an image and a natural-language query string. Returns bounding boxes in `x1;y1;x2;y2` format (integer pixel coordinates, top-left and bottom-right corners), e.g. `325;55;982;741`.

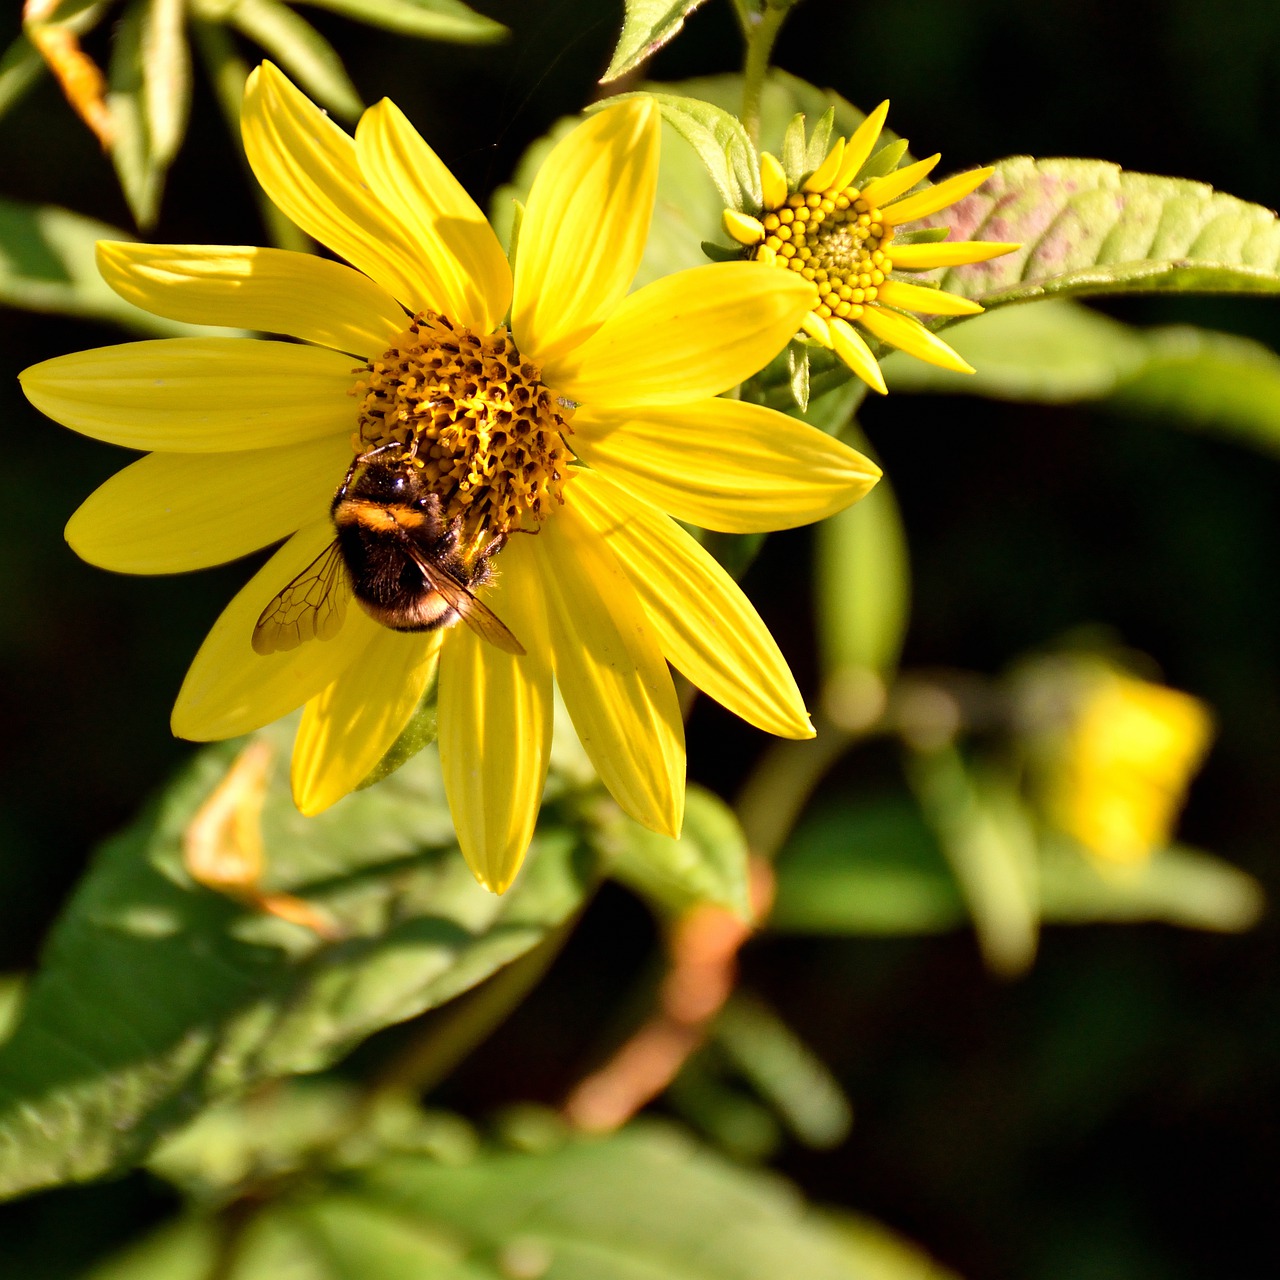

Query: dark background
1;1;1278;1276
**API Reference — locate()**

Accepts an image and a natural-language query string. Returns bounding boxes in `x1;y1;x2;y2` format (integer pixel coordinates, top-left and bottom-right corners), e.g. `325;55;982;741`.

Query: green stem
740;2;791;148
192;19;308;252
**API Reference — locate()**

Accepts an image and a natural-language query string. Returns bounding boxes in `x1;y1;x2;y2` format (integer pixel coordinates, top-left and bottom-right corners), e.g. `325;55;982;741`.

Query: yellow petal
832;100;890;189
800;310;833;347
242;63;431;310
573;398;880;533
830;318;888;394
513;98;659;367
723;209;765;245
859;154;941;208
545;262;815;409
882;166;995;226
572;471;813;739
859;305;975;374
876;278;984;316
760;151;788;210
292;628;442;816
802;138;845;193
354;98;512;333
534;498;684;836
67;435;351;573
438;536;553;892
172;521;380;741
21;338;356;451
889;240;1021;269
96;242;406;357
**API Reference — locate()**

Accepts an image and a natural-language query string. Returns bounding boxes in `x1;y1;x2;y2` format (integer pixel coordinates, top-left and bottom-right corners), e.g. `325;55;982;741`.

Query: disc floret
352;311;574;540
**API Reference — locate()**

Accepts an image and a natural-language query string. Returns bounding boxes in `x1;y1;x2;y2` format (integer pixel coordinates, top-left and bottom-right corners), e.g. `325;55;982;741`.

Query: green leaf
0;976;24;1047
905;749;1040;977
781;112;808;188
621;90;761;213
608;783;752;917
0;196;238;334
602;0;711;83
295;0;506;42
882;299;1148;401
84;1218;221;1280
107;0;167;228
0;34;47;122
771;797;966;936
0;727;594;1200
815;443;910;688
771;793;1261;941
885;299;1280;463
1037;839;1264;933
141;0;191;167
713;993;852;1149
347;1122;874;1278
227;0;363;121
822;1211;962;1280
926;156;1280;310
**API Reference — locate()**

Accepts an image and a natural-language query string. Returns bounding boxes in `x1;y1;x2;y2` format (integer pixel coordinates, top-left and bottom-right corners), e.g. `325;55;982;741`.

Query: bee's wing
403;544;526;657
252;541;350;655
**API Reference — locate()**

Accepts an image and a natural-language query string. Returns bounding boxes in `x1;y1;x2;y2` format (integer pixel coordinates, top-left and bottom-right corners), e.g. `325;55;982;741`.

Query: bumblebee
252;446;524;657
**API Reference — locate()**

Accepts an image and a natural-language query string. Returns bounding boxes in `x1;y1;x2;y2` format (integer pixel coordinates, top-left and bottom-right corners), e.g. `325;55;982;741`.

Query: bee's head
353;459;424;504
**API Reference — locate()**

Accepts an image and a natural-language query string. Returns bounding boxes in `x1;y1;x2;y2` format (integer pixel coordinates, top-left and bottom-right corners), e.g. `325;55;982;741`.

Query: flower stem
740;2;792;147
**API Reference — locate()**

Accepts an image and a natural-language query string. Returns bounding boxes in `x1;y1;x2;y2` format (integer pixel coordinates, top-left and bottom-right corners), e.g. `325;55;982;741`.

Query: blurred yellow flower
723;102;1018;394
20;65;881;893
1051;668;1214;866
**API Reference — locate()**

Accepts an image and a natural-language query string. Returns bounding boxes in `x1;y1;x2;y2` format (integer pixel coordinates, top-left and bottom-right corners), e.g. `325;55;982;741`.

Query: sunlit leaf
228;0;363;121
345;1121;875;1278
0;977;24;1047
926;156;1280;309
103;0;191;229
0;726;594;1200
823;1212;963;1280
297;0;506;42
0;196;236;335
608;783;752;918
141;0;191;168
602;0;711;83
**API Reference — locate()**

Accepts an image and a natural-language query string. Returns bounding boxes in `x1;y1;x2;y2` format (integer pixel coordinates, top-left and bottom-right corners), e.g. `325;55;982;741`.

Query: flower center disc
756;188;896;322
352;311;573;540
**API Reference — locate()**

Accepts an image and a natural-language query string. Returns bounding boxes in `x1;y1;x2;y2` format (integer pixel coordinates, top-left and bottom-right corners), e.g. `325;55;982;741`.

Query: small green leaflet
602;0;712;83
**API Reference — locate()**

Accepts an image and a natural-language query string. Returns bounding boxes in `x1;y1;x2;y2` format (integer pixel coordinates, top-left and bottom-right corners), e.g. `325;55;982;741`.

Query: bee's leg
332;454;363;503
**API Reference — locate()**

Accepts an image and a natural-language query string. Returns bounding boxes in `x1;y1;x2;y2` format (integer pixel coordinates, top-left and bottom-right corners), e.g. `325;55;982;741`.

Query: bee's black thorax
331;458;497;633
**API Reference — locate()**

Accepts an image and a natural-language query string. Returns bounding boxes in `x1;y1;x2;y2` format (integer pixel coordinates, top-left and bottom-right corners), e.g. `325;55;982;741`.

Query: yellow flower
722;101;1019;394
1050;668;1214;866
20;64;881;893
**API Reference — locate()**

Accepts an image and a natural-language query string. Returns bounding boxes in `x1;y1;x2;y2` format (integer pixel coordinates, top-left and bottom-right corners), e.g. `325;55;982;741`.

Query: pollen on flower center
756;189;895;323
351;311;574;536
